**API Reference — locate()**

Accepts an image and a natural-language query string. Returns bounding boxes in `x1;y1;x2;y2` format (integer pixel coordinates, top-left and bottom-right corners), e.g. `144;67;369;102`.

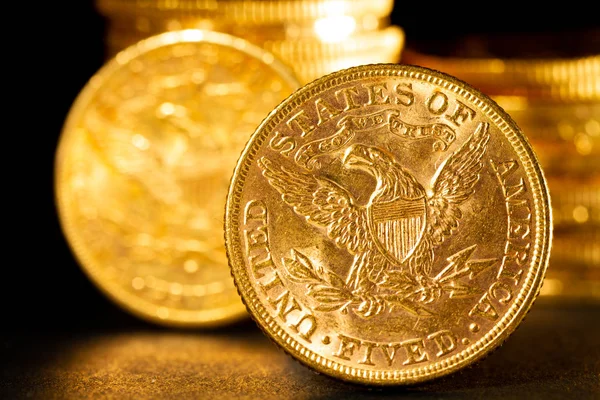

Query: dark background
15;1;600;329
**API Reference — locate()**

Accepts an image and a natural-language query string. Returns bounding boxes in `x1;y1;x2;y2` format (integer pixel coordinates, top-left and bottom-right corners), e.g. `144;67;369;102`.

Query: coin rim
54;29;301;327
225;63;552;384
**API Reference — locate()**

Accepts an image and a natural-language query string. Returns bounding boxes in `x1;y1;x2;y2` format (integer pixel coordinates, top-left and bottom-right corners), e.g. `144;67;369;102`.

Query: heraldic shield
368;195;427;264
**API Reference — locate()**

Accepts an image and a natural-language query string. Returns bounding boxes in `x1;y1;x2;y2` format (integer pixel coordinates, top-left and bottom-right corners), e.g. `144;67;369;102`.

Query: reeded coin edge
225;63;552;384
55;29;300;327
261;26;405;57
97;0;395;22
402;49;600;80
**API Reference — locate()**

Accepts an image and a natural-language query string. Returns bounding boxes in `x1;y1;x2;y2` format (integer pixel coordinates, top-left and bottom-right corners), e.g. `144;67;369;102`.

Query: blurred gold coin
104;13;389;41
540;268;600;300
496;98;600;153
547;178;600;227
104;28;404;85
403;49;599;87
533;147;600;178
550;228;600;267
403;46;600;102
495;97;600;124
55;29;300;327
261;26;404;60
96;0;395;23
287;46;403;84
103;24;403;59
225;64;551;384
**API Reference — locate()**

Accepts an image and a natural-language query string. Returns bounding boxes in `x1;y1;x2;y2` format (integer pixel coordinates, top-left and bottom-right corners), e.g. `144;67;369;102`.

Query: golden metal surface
104;31;404;85
96;0;404;88
550;228;600;267
96;0;395;23
106;25;404;63
55;29;300;327
548;178;600;227
533;147;600;178
260;26;404;60
402;49;600;87
225;64;552;384
271;47;403;85
104;14;389;42
493;97;600;178
497;99;600;154
403;49;600;101
540;267;600;300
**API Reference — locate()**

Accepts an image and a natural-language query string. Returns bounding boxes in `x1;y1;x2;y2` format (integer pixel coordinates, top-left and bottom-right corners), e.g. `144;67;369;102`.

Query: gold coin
533;148;600;178
96;0;395;23
104;30;403;67
402;48;600;86
497;81;600;102
286;46;403;84
104;13;389;42
55;29;300;327
549;228;600;267
225;64;551;384
403;49;600;102
528;140;600;181
529;137;600;160
104;25;404;61
261;26;404;61
525;125;600;157
547;178;600;227
105;15;219;36
496;98;600;153
495;96;600;122
229;15;389;42
541;256;600;300
539;270;600;300
105;32;403;85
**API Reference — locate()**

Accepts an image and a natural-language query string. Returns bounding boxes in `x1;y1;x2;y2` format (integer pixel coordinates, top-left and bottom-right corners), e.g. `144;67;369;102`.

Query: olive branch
282;249;353;312
281;249;439;318
281;246;498;319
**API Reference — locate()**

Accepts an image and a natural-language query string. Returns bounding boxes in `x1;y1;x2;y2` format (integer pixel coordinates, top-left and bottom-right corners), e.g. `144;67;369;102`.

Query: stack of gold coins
402;33;600;301
95;0;404;84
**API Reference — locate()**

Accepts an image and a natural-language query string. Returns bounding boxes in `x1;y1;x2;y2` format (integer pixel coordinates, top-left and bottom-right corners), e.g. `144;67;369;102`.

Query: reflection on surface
1;303;597;399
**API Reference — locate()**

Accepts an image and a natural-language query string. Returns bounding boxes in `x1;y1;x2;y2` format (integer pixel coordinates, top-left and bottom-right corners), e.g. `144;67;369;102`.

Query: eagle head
342;144;389;175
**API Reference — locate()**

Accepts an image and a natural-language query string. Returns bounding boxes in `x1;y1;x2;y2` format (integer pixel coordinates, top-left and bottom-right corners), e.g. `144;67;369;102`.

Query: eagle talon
412;276;443;304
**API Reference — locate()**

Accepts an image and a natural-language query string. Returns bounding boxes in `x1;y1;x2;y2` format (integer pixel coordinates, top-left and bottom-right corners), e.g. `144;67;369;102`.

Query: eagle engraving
258;122;494;318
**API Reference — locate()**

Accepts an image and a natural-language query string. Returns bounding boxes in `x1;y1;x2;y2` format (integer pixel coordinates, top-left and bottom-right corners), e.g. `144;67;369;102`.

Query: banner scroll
294;109;456;169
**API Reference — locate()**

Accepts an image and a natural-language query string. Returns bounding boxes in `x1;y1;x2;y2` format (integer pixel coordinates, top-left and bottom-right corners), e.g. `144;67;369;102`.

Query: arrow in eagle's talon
443;282;484;299
434;245;497;284
401;302;435;318
383;296;436;318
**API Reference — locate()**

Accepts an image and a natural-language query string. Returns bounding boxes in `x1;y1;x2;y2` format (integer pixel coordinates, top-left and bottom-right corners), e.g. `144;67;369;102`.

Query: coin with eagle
225;64;551;384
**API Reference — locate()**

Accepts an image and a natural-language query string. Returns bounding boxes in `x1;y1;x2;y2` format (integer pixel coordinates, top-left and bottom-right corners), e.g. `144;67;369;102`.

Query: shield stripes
369;197;426;263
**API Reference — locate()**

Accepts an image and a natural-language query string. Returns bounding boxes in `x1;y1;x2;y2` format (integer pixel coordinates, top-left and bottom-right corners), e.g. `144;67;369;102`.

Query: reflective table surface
1;299;598;399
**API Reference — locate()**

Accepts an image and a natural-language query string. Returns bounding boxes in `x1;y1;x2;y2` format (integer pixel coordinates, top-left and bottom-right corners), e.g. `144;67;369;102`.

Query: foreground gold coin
55;29;299;327
225;64;551;384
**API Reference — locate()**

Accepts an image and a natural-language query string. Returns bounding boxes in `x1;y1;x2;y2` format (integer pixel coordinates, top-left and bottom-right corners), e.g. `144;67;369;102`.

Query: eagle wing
426;122;491;248
258;157;370;255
